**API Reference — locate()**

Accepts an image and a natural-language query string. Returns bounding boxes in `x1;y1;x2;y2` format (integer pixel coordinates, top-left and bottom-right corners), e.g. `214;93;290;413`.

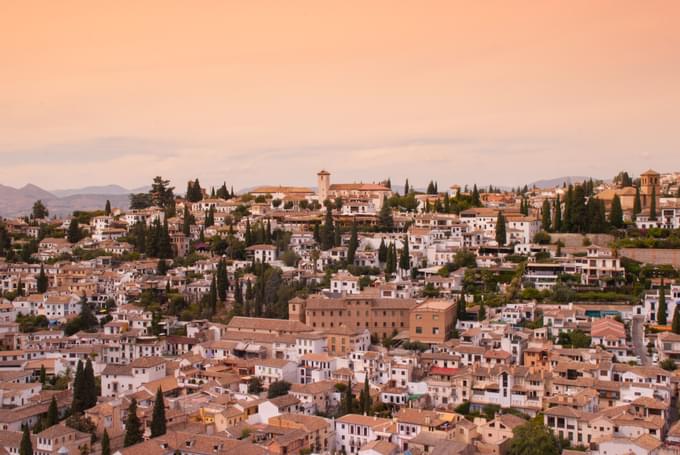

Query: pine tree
541;199;552;232
37;264;48;293
19;426;32;455
101;430;111;455
150;387;167;437
46;396;59;427
495;211;507;246
67;218;81;243
71;360;84;413
124;398;143;447
609;194;624;228
105;200;111;216
633;186;642;219
650;187;657;221
347;222;358;265
657;284;667;325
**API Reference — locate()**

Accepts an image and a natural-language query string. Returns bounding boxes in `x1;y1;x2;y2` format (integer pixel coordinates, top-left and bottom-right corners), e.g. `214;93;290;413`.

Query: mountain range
0;184;133;218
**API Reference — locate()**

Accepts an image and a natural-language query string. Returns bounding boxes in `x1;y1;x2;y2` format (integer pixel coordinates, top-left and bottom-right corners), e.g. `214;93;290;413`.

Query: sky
1;0;679;191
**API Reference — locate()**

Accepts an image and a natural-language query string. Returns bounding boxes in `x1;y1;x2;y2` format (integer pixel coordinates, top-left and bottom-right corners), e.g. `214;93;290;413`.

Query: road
631;316;649;365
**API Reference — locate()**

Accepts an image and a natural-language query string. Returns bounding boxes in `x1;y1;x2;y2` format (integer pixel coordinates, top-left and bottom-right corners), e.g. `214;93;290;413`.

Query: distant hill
51;184;132;198
528;176;595;189
0;183;130;218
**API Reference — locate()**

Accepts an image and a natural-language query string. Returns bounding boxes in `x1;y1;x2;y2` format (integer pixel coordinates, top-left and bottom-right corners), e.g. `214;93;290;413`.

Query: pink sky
1;1;679;190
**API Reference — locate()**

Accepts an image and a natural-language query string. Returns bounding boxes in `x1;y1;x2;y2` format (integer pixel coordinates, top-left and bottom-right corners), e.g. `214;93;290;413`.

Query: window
415;327;422;334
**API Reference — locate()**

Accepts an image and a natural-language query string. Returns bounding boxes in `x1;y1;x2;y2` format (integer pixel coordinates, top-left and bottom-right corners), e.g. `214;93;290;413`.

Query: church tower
639;169;660;209
317;170;331;203
288;296;306;323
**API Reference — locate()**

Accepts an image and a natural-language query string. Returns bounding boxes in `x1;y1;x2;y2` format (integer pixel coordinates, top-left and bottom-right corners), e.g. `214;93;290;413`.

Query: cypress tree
46;396;59;427
124;398;143;447
150;387;167;437
650;187;657;221
562;185;573;232
657;284;667;326
321;205;334;250
360;375;372;415
67;218;81;243
182;205;192;236
478;301;487;321
83;359;97;410
347;222;358;265
71;360;84;413
105;200;112;216
19;426;32;455
378;239;387;263
541;199;552;232
495;211;507;246
37;264;48;293
633;186;642;219
245;219;253;246
342;379;354;415
399;237;410;271
101;430;111;455
404;179;409;196
207;275;218;318
313;223;320;243
610;194;624;228
672;305;680;335
217;260;228;301
471;185;481;207
378;198;393;231
39;365;46;385
554;196;562;232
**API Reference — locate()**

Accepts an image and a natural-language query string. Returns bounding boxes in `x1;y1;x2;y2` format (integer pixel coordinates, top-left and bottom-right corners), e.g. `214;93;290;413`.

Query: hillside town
1;169;680;455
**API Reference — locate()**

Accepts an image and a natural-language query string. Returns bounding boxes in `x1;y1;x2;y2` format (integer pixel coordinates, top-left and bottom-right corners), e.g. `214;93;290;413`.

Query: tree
267;380;291;399
150;387;167;437
478;301;486;321
39;364;47;384
71;360;85;414
341;379;354;415
186;179;203;202
37;264;48;293
101;430;110;455
378;239;387;263
67;218;82;243
248;376;264;394
609;194;624;228
649;186;657;221
321;205;334;250
495;211;507;246
359;375;372;415
82;359;97;410
404;179;409;196
508;419;561;455
124;398;143;447
216;260;228;301
672;305;680;335
129;193;152;209
378;198;393;231
471;185;481;207
553;196;562;232
46;396;59;427
347;222;358;265
633;186;642;219
105;200;112;216
399;237;410;271
657;284;667;325
150;176;175;209
32;200;49;219
541;199;552;232
20;426;32;455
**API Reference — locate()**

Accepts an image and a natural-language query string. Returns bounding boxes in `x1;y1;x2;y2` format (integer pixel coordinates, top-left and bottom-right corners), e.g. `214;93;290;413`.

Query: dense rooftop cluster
0;169;680;455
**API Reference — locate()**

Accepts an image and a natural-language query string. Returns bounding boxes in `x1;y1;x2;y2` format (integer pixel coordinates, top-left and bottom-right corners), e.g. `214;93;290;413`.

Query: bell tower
317;170;331;204
639;169;660;209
